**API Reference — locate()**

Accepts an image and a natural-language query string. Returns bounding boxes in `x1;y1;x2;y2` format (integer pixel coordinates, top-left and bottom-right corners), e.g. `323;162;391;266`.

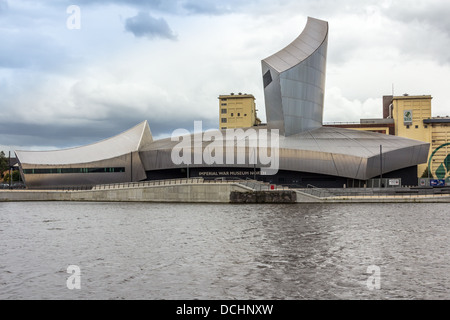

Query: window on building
415;125;419;129
424;125;428;128
237;113;241;116
263;70;272;88
221;118;227;123
221;98;227;101
406;125;410;129
23;167;126;174
221;108;227;114
244;114;247;117
231;113;234;116
221;103;227;106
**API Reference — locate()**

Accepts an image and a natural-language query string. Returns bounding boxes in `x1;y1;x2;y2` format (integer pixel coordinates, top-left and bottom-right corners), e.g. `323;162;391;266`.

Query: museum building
15;17;430;189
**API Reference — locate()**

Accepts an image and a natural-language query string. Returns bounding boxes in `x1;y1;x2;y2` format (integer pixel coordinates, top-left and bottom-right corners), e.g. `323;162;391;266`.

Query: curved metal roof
262;17;328;73
139;126;429;180
15;120;429;181
262;17;329;136
16;121;153;165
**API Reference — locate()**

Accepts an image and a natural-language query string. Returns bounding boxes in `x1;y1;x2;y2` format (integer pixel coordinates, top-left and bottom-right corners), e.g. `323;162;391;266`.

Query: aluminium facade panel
16;121;152;189
262;17;328;136
139;126;429;181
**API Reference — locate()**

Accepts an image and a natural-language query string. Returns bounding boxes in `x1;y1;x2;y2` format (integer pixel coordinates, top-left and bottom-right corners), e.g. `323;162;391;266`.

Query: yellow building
391;95;433;177
325;94;450;182
424;117;450;182
219;93;261;129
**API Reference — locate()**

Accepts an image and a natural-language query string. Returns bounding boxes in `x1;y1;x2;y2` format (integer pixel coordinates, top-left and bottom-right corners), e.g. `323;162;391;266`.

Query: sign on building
403;110;413;125
389;179;400;186
430;179;445;187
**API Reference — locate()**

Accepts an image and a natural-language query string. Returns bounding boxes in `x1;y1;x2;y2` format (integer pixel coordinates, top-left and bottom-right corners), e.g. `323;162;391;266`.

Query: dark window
263;70;272;88
406;125;410;129
221;103;227;106
221;108;227;114
231;113;234;116
221;98;227;101
23;167;125;175
221;118;227;123
415;125;419;129
237;113;240;116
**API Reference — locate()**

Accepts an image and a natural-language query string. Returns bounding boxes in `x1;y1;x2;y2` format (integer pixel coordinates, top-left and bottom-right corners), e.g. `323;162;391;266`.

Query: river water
0;202;448;300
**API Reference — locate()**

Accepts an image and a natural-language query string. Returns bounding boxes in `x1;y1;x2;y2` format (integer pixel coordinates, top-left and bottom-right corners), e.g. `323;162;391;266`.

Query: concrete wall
3;184;449;203
230;191;297;203
0;183;250;203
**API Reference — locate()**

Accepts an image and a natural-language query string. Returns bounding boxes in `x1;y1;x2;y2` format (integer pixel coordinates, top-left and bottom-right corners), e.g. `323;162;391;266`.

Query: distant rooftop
393;94;432;100
219;93;255;99
423;117;450;124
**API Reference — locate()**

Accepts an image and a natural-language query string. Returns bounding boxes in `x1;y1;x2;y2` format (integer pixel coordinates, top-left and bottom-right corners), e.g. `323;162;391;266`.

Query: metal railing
92;178;205;190
323;121;360;125
89;177;289;192
237;178;289;191
295;185;450;199
294;184;335;198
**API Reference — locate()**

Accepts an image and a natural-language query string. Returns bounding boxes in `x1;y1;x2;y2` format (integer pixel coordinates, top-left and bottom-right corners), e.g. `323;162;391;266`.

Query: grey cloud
384;2;450;35
62;0;249;15
0;116;216;150
380;2;450;64
182;0;237;15
125;12;177;40
0;0;7;13
0;33;70;70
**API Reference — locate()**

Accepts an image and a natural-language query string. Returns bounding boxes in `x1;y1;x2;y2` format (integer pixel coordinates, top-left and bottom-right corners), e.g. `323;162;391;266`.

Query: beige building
391;95;433;177
219;93;261;129
325;94;450;181
391;95;449;181
424;117;450;181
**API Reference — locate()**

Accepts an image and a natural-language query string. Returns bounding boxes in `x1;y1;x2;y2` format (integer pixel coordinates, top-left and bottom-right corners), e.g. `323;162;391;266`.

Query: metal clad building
262;17;328;136
15;121;152;189
15;17;430;189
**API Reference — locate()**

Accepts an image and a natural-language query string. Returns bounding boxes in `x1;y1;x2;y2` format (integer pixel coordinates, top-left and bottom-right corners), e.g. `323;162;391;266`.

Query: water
0;202;449;300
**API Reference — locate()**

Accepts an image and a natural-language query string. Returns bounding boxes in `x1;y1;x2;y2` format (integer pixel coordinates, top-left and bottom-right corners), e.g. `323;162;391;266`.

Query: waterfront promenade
1;178;449;203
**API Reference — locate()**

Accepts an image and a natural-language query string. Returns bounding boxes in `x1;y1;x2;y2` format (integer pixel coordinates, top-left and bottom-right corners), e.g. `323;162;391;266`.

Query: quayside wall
1;179;449;203
0;183;251;203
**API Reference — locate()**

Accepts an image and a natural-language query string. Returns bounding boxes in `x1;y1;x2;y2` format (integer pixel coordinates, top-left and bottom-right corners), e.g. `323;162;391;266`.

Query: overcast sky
1;0;450;153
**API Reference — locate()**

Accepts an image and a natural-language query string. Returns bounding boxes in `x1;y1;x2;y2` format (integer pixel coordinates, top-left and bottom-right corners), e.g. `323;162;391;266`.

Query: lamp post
9;151;12;190
380;145;383;188
252;147;257;181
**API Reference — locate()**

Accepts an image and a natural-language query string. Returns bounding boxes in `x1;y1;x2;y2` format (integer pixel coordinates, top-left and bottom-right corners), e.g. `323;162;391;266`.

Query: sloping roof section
138;126;429;180
262;17;328;73
16;121;153;165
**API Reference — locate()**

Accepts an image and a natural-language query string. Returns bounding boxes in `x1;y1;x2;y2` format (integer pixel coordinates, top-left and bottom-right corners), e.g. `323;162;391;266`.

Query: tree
3;170;21;183
0;151;8;179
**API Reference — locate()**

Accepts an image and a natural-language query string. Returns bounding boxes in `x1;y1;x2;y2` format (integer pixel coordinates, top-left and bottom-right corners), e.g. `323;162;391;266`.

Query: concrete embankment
1;183;449;203
0;183;252;203
294;188;450;203
230;191;297;203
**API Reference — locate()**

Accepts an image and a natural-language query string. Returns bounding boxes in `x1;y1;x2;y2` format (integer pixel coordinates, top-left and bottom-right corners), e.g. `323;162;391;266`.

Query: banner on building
403;110;413;125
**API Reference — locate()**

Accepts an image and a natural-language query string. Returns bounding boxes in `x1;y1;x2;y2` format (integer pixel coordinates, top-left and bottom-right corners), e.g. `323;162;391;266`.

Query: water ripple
0;202;449;299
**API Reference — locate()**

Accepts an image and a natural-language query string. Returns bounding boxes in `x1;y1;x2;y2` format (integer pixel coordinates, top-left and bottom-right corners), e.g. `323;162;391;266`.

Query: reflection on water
0;202;449;299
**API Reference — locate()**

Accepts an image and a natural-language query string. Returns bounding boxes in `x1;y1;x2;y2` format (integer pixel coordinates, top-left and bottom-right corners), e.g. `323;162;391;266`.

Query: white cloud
324;87;382;123
1;0;450;151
